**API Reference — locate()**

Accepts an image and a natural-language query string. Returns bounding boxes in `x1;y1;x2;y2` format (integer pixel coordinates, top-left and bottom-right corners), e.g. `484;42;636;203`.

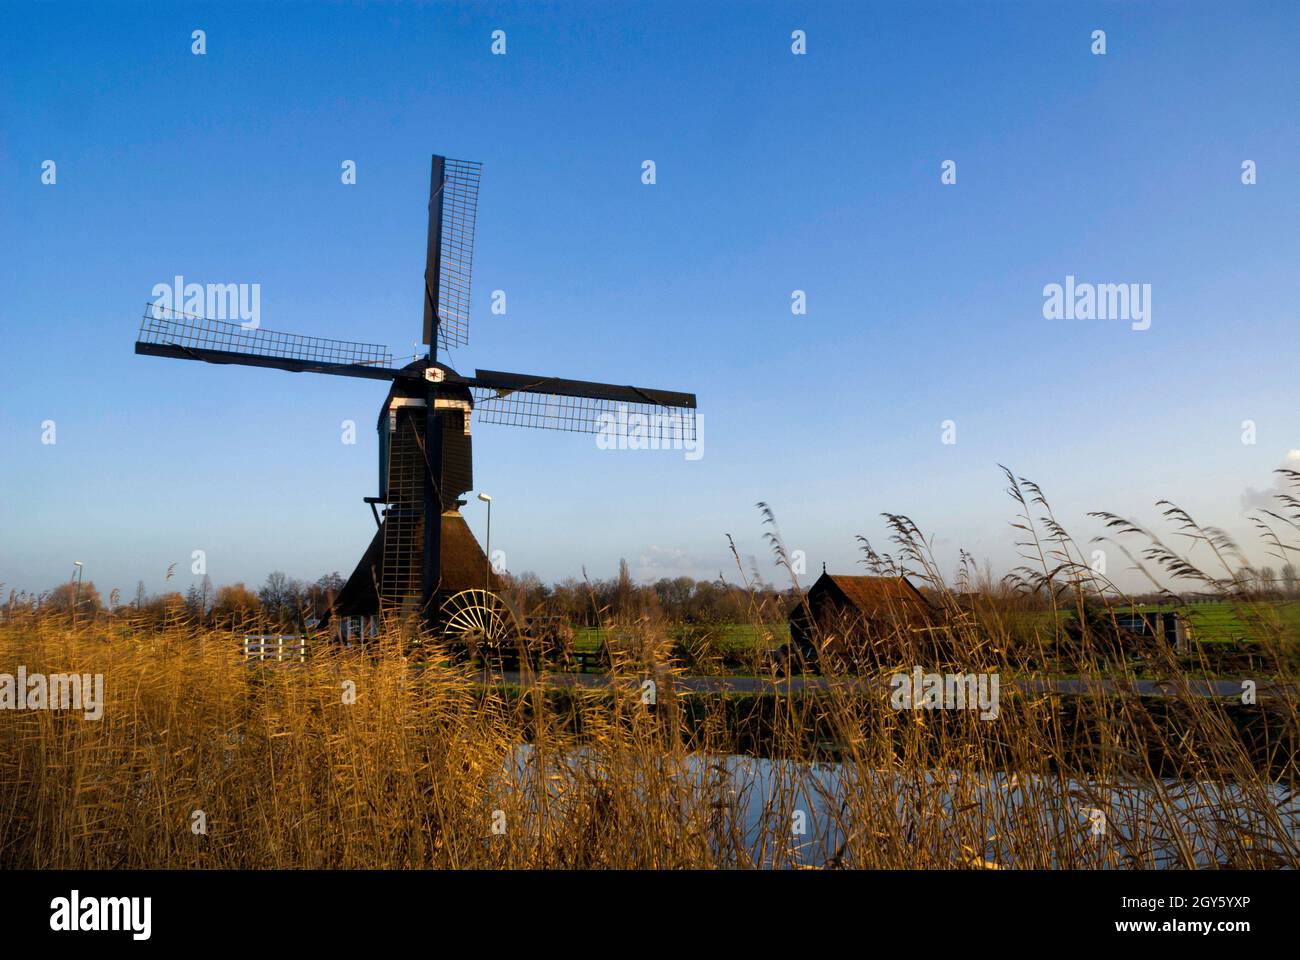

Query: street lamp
477;493;492;590
71;561;84;625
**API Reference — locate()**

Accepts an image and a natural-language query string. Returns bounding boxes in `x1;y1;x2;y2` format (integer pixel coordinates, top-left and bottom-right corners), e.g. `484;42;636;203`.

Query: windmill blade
135;305;402;381
467;368;698;439
423;155;482;352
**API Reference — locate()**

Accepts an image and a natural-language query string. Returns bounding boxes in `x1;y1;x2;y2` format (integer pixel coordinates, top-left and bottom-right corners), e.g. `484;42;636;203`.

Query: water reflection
502;746;1298;868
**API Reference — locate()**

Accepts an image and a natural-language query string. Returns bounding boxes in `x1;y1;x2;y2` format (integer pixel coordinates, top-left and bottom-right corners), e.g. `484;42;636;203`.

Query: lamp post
71;561;84;625
477;493;492;591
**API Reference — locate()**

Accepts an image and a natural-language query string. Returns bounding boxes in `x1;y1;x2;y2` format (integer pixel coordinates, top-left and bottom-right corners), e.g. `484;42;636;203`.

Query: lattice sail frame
470;386;698;443
138;304;393;369
435;158;482;351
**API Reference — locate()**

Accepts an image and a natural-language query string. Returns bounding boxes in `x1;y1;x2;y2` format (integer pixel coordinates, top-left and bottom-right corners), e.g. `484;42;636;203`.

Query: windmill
135;154;698;645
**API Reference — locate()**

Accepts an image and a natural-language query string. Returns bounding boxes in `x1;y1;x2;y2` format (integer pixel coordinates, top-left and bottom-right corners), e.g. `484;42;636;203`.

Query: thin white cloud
1241;453;1300;513
636;545;711;581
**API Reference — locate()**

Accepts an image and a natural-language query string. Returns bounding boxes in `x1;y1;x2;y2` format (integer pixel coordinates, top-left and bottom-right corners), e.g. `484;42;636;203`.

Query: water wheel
439;589;521;662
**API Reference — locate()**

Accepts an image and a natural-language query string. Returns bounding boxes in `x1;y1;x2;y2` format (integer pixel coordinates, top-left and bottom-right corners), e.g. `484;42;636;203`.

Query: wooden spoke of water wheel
439;589;519;655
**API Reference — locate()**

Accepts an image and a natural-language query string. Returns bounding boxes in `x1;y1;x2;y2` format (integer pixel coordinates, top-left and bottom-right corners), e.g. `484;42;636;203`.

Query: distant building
786;572;934;671
1113;610;1193;653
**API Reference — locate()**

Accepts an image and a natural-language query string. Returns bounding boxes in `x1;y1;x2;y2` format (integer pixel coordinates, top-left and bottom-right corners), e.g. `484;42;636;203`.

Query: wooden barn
786;572;935;671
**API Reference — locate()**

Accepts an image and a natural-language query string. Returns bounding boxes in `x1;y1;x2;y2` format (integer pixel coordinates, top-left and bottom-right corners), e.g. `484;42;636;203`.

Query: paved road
478;670;1295;700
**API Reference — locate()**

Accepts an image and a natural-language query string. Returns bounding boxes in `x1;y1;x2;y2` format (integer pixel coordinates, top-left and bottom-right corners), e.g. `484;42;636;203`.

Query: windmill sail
467;369;697;440
423;155;482;352
136;305;398;380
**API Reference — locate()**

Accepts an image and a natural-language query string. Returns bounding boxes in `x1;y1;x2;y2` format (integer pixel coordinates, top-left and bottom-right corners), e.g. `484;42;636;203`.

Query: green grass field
569;602;1300;677
575;622;789;655
576;604;1300;652
1111;601;1300;643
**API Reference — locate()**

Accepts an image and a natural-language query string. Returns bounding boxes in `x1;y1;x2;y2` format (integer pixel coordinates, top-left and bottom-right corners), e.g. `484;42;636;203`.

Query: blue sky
2;1;1298;599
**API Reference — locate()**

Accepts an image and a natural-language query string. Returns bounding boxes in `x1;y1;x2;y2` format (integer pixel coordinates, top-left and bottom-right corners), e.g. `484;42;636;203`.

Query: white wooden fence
241;635;308;664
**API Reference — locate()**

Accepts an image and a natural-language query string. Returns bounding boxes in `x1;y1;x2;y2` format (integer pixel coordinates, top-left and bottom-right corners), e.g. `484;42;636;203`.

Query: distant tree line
10;559;1296;629
4;560;796;628
502;560;795;626
3;571;347;628
1121;562;1300;604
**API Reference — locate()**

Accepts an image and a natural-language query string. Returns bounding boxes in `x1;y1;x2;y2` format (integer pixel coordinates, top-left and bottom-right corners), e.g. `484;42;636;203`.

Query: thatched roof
438;510;501;594
827;574;928;610
334;510;499;617
793;573;930;618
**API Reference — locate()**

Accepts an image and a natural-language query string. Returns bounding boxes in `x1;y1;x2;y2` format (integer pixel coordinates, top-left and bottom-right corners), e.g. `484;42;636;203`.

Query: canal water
502;746;1299;868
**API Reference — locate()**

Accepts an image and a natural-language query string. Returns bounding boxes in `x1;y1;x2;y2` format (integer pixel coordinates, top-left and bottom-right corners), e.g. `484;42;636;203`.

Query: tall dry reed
1;472;1295;868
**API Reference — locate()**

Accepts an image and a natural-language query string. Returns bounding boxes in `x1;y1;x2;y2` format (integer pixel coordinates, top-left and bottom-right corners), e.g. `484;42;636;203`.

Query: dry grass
1;472;1297;869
